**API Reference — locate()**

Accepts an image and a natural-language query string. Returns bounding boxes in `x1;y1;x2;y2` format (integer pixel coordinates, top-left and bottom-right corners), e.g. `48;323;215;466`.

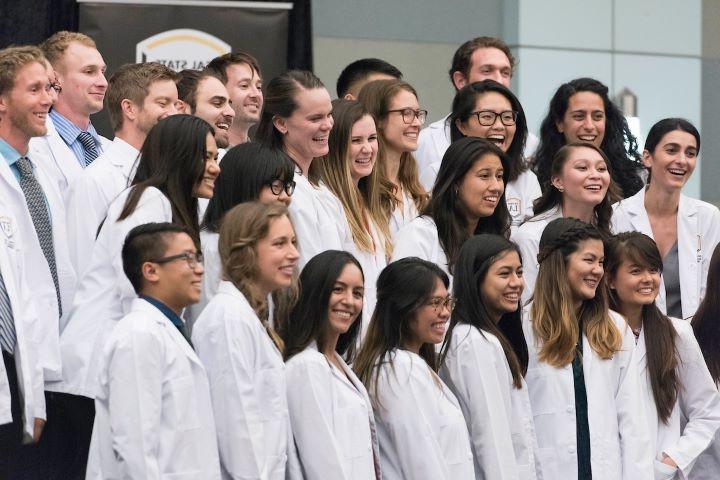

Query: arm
192;309;265;479
106;326;165;479
285;357;351;480
664;322;720;477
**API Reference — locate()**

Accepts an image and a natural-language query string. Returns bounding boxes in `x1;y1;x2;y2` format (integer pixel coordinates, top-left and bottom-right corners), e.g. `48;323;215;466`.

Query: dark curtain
0;0;311;70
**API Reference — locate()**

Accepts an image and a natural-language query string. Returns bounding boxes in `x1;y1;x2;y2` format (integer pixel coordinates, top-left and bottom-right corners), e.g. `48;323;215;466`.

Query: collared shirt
49;110;103;167
140;295;192;345
0;138;52;223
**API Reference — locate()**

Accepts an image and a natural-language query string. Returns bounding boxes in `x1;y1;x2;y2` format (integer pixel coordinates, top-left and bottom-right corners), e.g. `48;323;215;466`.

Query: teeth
484;196;498;202
333;310;352;318
578;135;596;141
668;169;685;175
216;123;229;130
404;132;418;138
585;185;601;190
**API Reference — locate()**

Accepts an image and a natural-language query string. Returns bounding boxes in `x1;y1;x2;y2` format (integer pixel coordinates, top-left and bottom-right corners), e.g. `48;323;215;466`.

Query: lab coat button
568;445;576;454
566;405;574;413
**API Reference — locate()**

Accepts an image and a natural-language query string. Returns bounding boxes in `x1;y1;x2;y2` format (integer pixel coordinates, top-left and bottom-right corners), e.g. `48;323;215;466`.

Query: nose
509;272;523;289
207;159;220;175
193;259;205;275
581;115;594;130
97;72;108;89
287;242;300;262
438;303;451;319
321;116;333;131
592;263;604;276
411;114;422;127
168;101;179;116
489;176;504;194
223;103;235;120
277;190;290;205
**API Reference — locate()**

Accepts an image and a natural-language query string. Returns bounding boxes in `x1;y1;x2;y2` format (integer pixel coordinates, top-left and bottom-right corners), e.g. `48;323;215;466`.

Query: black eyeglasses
387;108;428;125
50;82;62;94
267;179;296;196
426;295;456;313
150;251;204;269
472;110;518;126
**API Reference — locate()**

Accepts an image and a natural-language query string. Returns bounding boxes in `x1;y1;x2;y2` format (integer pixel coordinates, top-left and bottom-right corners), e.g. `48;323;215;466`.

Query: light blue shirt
0;138;52;224
49;110;103;167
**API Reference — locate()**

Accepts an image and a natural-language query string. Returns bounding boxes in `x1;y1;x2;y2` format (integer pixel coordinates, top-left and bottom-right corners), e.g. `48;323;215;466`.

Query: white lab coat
511;207;563;305
522;306;654;479
0;150;76;382
65;137;139;279
29;116;111;197
192;281;290;480
288;171;342;268
440;324;542;480
389;190;419;238
316;185;387;337
690;381;720;480
86;298;221;479
0;210;45;439
183;230;220;332
415;114;539;185
285;343;380;480
611;188;720;319
636;317;720;479
48;186;173;398
371;349;475;479
392;215;451;284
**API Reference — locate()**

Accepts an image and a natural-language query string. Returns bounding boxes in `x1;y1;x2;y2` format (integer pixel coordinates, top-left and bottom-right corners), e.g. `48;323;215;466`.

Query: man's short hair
40;31;97;67
176;69;218;112
448;36;515;85
0;46;46;97
106;62;179;132
336;58;403;98
122;222;192;293
205;51;262;85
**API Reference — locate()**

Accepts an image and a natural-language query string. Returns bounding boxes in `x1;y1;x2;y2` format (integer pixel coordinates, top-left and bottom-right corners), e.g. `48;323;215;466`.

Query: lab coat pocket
169;375;201;431
653;459;677;480
435;413;470;466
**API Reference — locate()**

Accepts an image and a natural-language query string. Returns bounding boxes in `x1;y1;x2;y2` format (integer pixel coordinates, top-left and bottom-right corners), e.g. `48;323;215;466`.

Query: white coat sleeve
613;323;655;479
377;359;450;479
511;226;539;305
450;334;523;480
18;261;45;420
106;326;165;479
192;311;265;478
391;220;434;263
285;358;351;480
526;174;542;218
288;188;342;268
664;322;720;476
65;174;106;279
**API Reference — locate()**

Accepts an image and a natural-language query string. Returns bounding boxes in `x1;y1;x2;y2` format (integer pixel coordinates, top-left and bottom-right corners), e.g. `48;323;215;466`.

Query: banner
78;0;292;137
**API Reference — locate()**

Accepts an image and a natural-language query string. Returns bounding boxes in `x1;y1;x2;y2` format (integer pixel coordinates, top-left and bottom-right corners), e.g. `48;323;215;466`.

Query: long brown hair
357;79;428;219
531;218;621;367
605;232;679;424
693;243;720;383
531;142;619;237
218;202;299;348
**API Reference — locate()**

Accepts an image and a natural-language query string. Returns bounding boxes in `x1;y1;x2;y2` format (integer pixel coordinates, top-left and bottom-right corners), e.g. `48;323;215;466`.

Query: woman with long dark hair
282;250;380;479
532;77;643;198
354;258;475;479
440;235;540;479
524;218;652;479
392;137;509;284
513;142;619;303
421;80;541;229
612;118;720;319
606;232;720;479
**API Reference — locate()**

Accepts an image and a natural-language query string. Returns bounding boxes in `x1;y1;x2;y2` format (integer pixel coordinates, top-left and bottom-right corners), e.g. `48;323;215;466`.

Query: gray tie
77;131;99;167
0;270;16;354
15;157;62;316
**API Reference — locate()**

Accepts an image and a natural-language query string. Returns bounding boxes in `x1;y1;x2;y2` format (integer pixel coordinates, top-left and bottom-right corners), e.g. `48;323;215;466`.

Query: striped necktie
15;157;62;316
0;270;16;354
77;131;99;167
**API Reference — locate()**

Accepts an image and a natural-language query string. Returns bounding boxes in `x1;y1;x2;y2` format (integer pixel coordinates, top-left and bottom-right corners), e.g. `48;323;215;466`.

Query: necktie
0;270;16;354
15;157;62;316
77;131;99;167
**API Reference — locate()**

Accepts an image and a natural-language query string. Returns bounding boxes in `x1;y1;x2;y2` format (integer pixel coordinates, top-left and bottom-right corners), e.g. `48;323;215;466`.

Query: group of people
0;29;719;480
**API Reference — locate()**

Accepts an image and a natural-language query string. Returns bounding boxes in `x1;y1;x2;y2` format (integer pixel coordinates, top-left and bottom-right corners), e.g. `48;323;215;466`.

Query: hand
661;454;678;468
32;418;45;443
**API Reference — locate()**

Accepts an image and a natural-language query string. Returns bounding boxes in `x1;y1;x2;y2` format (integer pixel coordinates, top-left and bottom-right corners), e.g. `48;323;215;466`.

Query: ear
607;276;616;290
174;100;187;114
451;71;467;90
641;149;652;169
555;119;564;134
141;261;162;285
0;93;8;115
272;115;288;135
343;93;356;101
121;99;138;122
550;174;564;192
455;118;469;137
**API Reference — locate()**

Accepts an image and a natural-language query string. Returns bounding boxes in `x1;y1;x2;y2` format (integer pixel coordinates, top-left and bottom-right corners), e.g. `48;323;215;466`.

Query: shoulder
669;317;695;344
285;348;328;373
684;194;720;219
451;323;499;354
194;284;259;334
399;215;437;236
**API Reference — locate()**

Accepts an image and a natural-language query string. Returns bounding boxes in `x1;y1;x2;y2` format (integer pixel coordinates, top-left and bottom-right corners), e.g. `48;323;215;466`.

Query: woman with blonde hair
523;217;652;479
313;99;391;335
192;202;300;479
358;79;429;236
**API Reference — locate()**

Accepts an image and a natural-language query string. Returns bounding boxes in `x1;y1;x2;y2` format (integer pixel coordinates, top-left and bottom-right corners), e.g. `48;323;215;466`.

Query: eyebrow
209;95;228;103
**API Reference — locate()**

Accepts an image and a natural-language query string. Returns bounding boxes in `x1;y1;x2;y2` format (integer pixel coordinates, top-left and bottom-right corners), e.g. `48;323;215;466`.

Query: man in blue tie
30;31;110;195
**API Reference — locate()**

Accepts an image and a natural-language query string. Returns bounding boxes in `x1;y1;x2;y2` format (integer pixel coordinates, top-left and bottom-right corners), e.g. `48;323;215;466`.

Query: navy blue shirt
141;295;191;345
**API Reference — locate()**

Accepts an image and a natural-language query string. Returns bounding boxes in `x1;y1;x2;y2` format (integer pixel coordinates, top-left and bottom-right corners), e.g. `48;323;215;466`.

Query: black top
572;334;592;479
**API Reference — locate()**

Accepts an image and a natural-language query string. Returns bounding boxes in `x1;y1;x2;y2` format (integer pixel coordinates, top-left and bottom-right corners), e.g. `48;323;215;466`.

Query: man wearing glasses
87;222;221;479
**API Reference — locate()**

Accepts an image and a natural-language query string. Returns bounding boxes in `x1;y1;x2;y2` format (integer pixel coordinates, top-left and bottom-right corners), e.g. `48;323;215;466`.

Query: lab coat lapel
136;299;204;369
677;194;699;319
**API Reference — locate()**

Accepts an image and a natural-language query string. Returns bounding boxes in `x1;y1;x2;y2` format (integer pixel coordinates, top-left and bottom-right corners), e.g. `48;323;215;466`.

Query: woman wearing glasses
313;99;391;337
392;137;510;285
440;235;541;480
358;79;429;236
354;258;475;479
256;70;342;267
192;202;299;480
421;81;541;230
186;143;296;324
53;115;220;455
